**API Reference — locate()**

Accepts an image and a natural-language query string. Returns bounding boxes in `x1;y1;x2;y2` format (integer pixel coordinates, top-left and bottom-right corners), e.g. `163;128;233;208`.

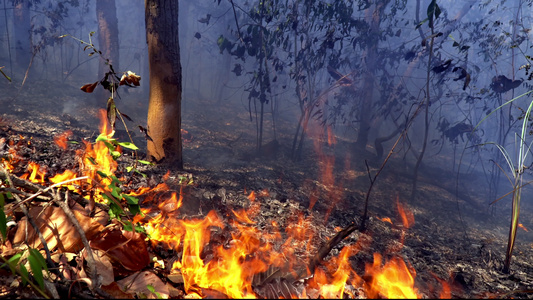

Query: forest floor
2;78;533;299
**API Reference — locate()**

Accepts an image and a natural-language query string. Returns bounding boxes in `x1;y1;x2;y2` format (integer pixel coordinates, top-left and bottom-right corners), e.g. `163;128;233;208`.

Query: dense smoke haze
2;1;533;215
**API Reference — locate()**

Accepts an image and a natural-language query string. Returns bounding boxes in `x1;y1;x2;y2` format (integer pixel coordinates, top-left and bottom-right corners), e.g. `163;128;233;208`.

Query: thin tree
145;0;183;169
13;0;31;70
96;0;120;106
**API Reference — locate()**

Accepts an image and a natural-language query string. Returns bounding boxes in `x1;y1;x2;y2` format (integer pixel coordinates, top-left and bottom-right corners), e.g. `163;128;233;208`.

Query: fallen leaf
101;282;135;299
90;229;150;271
117;271;169;299
82;249;114;286
14;203;108;253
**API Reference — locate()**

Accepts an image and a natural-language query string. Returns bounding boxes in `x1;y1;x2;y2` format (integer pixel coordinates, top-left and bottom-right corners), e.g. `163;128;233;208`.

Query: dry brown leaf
82;249;114;286
119;71;141;86
90;229;150;271
117;271;169;299
80;82;99;93
13;203;108;253
101;282;135;299
51;253;79;281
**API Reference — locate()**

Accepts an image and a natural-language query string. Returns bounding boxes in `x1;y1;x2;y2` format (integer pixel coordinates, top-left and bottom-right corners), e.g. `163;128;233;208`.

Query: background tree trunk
96;0;120;105
13;0;31;70
145;0;183;169
354;1;389;155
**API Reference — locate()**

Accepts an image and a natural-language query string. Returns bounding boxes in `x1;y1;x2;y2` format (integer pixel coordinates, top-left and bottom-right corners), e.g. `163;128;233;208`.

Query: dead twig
305;221;359;278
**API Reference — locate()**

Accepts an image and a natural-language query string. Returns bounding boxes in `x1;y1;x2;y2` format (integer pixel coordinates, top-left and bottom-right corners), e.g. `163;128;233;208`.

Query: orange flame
397;197;415;229
53;130;73;150
519;223;528;232
380;217;393;224
366;253;420;299
2;107;450;298
48;109;118;203
20;162;46;184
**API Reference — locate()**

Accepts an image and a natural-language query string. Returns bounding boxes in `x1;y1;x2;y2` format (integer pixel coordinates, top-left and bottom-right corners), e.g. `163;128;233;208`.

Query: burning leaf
80;81;99;93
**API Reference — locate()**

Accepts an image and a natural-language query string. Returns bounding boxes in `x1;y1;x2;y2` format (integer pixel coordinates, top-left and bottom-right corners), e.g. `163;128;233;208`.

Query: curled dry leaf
90;229;150;271
80;81;99;93
13;203;108;253
119;71;141;86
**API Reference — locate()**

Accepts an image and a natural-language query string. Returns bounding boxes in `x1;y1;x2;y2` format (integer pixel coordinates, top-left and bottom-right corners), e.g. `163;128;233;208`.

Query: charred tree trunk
145;0;183;169
96;0;120;104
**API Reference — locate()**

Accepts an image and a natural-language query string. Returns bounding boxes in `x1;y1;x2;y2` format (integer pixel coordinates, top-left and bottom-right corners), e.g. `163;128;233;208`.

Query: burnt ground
2;78;533;299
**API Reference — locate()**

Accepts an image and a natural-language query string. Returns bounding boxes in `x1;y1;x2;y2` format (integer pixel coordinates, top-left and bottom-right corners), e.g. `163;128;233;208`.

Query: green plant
474;89;533;273
95;130;153;177
60;32;147;174
0;248;50;298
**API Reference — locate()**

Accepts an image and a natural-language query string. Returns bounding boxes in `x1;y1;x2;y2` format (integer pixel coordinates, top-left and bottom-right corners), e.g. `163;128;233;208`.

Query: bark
96;0;120;103
145;0;183;169
355;1;389;154
13;0;31;70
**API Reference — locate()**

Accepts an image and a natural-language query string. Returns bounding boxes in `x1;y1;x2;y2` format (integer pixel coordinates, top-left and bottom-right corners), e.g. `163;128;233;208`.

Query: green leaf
123;221;133;232
135;169;148;178
29;248;48;271
1;252;22;274
123;194;138;205
117;142;139;150
104;194;123;219
19;264;28;286
135;223;146;234
28;250;46;291
109;183;121;199
126;166;133;172
0;208;6;241
111;150;121;159
96;133;112;143
137;160;153;165
146;284;161;298
87;156;97;166
96;171;108;178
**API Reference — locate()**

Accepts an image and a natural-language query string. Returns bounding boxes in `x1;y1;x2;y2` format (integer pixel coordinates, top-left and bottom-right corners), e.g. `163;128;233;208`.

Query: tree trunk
96;0;120;104
354;1;389;154
13;0;31;70
145;0;183;169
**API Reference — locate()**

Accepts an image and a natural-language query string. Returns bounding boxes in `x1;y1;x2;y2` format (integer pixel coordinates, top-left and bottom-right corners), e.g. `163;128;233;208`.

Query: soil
2;78;533;299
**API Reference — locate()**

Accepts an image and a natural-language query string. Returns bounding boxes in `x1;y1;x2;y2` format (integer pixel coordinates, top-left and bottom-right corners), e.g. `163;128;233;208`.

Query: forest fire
0;110;448;299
